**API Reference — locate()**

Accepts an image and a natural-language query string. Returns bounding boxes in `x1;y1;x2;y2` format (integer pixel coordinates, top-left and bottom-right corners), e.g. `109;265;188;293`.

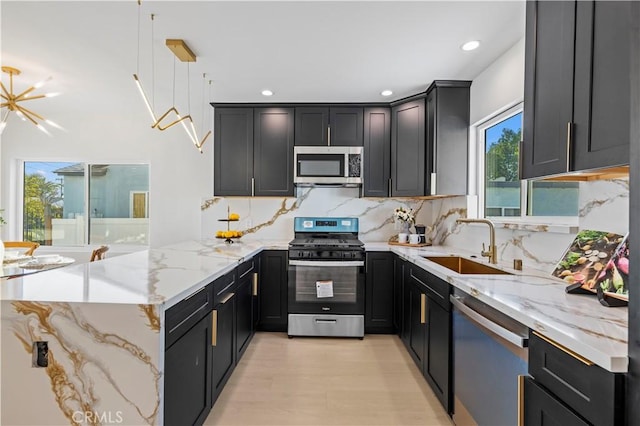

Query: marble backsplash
202;179;629;273
202;187;437;242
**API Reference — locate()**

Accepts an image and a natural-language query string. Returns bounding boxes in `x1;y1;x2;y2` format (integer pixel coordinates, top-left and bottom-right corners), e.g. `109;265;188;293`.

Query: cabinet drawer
237;257;256;280
213;269;236;305
528;331;625;426
524;376;589;426
408;265;450;310
165;284;212;348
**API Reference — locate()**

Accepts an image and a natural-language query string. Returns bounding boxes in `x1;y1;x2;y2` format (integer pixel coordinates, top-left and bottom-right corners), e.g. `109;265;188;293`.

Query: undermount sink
423;256;513;275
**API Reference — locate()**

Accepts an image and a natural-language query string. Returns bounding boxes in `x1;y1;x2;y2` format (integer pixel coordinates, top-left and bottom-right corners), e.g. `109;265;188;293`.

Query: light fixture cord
151;13;155;110
172;56;176;106
201;73;206;136
136;1;141;74
187;62;191;116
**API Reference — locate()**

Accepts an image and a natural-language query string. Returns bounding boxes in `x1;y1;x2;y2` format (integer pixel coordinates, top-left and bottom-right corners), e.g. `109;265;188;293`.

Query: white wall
0;84;213;249
470;37;525;125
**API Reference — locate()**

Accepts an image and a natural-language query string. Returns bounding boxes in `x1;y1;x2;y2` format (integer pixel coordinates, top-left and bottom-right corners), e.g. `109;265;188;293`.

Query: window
478;104;578;220
23;162;149;246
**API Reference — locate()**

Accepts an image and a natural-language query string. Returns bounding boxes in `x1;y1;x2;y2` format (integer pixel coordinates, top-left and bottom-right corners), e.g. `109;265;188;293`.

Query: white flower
393;206;414;224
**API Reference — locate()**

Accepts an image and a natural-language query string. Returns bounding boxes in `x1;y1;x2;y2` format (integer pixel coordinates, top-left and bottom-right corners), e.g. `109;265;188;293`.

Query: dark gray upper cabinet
294;107;363;146
294;107;329;146
329;107;364;146
522;0;575;179
391;99;425;196
572;1;631;170
214;108;254;196
363;107;391;197
253;108;295;196
426;82;470;196
523;0;630;179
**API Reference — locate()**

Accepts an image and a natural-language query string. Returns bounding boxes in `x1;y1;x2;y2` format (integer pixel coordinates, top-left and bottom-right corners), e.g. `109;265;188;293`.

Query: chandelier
0;66;61;135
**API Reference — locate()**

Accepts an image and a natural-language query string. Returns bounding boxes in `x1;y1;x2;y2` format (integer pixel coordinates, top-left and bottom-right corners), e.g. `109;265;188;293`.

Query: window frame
474;103;578;226
17;159;151;248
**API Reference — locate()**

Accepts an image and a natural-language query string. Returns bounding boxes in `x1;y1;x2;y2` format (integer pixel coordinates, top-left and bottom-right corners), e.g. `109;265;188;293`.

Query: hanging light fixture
132;1;210;152
0;66;62;135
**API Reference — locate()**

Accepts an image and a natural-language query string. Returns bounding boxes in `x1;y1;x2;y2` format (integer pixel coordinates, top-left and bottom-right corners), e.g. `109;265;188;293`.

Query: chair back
90;245;109;262
3;241;40;256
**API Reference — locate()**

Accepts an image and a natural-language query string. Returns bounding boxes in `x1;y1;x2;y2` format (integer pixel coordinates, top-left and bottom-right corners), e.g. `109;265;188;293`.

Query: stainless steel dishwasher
451;288;529;426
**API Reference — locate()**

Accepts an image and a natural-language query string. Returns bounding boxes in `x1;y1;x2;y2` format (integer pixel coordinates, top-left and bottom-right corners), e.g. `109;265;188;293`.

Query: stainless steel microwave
293;146;363;186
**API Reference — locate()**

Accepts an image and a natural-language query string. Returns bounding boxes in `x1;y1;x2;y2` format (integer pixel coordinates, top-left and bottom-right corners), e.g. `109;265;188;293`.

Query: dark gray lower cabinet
400;262;452;413
524;377;589;426
527;331;625;425
365;252;395;333
393;256;405;335
164;313;213;426
211;271;237;404
235;258;257;360
164;284;213;425
258;250;288;332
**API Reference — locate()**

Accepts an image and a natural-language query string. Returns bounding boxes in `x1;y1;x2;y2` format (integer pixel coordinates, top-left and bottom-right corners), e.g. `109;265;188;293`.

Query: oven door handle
288;260;365;267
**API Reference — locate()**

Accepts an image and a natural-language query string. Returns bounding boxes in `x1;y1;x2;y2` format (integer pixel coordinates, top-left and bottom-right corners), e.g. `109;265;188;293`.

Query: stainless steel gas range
287;217;365;338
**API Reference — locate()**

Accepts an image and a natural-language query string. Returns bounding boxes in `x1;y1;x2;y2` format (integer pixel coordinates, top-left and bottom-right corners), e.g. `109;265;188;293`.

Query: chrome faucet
456;218;498;264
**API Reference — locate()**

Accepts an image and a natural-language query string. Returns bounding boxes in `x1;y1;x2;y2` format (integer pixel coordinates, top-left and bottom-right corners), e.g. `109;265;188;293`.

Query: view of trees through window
483;110;578;218
23;162;149;246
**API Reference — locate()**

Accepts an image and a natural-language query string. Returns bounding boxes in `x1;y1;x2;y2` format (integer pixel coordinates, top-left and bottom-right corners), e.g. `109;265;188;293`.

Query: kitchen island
0;239;628;425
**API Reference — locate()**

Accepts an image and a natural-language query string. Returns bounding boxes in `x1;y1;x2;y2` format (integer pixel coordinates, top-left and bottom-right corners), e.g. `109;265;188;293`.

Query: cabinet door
329;107;363;146
214;108;254;195
425;297;451;413
425;91;436;195
524;377;590;426
393;256;405;335
254;108;295;196
235;268;254;361
431;85;470;195
295;107;329;146
363;107;391;197
522;1;576;179
408;280;426;371
165;313;212;426
365;252;394;333
391;99;425;196
573;1;630;171
258;250;288;332
212;295;235;403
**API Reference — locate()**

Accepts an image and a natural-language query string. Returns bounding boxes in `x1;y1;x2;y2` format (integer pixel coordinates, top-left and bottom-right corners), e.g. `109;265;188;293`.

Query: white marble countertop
371;243;628;373
1;239;627;372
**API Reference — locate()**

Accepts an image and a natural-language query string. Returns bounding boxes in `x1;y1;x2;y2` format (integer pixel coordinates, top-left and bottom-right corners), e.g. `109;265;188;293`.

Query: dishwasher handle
450;294;528;348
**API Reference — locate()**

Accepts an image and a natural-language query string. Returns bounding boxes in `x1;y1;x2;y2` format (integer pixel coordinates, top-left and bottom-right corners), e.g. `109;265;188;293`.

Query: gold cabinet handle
211;310;218;347
251;177;255;196
327;125;331;146
420;293;426;324
517;375;525;426
533;331;594;366
566;122;572;172
220;292;235;305
252;272;258;296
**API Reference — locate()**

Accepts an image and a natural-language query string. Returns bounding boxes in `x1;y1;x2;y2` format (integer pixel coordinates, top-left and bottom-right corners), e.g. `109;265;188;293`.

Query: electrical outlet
32;341;48;367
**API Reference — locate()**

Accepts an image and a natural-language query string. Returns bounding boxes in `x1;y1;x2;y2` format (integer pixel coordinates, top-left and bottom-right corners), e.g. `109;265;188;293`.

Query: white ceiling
1;0;525;118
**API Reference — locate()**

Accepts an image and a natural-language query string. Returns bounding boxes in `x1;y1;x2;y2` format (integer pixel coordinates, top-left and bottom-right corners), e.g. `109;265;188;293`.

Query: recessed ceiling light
261;89;273;96
461;40;480;51
381;90;393;97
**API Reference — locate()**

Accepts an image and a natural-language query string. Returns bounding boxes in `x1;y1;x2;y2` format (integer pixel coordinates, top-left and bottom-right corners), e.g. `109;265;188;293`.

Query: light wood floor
204;332;454;426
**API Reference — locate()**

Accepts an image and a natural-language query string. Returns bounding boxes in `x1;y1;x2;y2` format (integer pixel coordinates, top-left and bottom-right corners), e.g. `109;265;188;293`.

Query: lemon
229;213;240;220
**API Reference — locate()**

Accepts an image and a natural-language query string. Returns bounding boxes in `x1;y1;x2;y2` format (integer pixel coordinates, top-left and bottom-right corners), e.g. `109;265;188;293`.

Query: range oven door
288;260;365;315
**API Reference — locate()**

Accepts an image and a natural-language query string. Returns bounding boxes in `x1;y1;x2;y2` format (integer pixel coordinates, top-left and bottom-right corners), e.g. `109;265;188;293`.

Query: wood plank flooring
204;332;453;425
